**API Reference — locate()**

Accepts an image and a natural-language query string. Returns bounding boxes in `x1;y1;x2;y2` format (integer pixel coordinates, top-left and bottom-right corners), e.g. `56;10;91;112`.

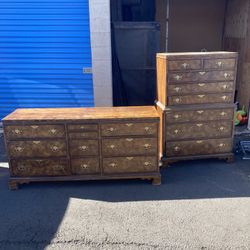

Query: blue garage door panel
0;0;94;119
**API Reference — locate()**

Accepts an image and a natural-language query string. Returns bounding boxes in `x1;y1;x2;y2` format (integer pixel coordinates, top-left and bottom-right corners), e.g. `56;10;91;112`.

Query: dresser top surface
3;106;159;122
157;51;238;59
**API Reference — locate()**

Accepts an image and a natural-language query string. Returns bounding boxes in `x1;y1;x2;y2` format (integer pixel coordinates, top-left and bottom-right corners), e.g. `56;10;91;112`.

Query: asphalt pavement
0;133;250;250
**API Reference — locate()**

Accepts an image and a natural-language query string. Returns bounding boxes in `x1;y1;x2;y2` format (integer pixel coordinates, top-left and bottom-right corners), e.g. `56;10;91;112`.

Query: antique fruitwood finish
3;106;161;189
156;52;238;164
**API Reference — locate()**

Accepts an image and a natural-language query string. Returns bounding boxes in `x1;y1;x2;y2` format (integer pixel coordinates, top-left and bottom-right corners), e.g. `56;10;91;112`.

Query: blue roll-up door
0;0;94;119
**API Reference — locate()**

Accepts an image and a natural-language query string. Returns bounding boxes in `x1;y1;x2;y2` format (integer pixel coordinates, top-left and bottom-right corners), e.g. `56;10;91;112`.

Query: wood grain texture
156;52;238;163
3;106;159;122
3;106;161;189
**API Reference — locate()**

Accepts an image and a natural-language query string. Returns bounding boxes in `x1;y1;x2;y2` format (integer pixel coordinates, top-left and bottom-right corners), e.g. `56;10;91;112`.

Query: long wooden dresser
3;106;161;189
156;52;238;164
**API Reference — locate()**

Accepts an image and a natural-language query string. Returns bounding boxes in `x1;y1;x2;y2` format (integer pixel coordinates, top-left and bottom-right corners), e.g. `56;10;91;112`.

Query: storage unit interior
110;0;250;109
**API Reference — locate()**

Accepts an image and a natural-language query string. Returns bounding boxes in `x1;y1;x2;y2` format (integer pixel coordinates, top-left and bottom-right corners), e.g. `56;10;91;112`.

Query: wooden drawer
8;140;67;158
102;138;157;156
11;158;69;177
168;93;233;105
69;139;98;157
168;59;202;71
166;121;232;141
5;124;65;139
169;71;235;83
168;82;234;96
103;156;158;174
101;122;157;137
204;58;236;70
166;138;233;157
71;158;100;175
165;108;234;123
69;132;98;139
68;124;98;131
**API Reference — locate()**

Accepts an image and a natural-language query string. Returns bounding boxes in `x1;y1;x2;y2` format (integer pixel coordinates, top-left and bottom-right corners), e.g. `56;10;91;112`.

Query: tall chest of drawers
156;52;238;164
3;106;161;189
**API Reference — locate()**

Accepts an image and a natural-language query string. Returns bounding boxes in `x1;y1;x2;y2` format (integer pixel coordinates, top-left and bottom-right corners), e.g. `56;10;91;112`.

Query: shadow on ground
0;132;250;249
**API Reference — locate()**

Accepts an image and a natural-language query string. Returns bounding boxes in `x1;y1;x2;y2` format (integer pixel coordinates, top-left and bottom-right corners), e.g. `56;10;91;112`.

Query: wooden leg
9;181;19;190
226;155;234;163
152;176;161;186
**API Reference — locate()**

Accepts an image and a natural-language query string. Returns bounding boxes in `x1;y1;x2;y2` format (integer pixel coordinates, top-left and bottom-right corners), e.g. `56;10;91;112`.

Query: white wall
89;0;113;106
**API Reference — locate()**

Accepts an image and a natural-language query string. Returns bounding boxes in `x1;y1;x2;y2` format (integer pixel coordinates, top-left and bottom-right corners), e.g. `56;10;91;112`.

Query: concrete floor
0;133;250;249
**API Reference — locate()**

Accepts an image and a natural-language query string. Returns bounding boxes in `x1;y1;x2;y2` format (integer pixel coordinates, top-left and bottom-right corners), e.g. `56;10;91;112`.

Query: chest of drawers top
157;51;238;107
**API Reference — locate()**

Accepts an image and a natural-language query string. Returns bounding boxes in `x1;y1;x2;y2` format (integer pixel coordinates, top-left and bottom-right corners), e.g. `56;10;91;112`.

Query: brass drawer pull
17;166;25;171
51;145;59;152
174;146;180;151
126;123;133;127
14;146;24;152
216;61;223;67
13;129;22;134
174;129;179;134
109;144;116;149
33;141;41;145
219;143;226;147
182;63;189;69
144;126;152;132
174;114;181;119
199;71;206;75
223;84;228;89
222;95;228;100
144;161;152;166
198;95;205;98
174;87;181;92
126;157;134;161
197;110;204;114
220;112;226;116
198;83;205;87
126;138;133;142
219;127;225;131
36;160;43;164
80;125;85;129
224;73;231;79
80;163;88;169
31;125;39;129
175;98;181;103
107;127;115;132
174;75;182;81
109;162;117;168
144;144;151;149
79;145;88;151
196;123;203;127
49;128;57;134
196;140;203;144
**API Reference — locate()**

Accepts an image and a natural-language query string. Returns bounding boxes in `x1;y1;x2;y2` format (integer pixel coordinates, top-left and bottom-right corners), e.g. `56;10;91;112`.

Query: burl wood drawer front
168;59;202;71
69;132;98;139
169;71;235;83
101;122;157;137
166;138;232;157
102;138;158;156
166;108;234;123
204;58;236;70
5;125;65;139
9;140;67;158
71;158;100;175
103;156;158;174
11;159;69;177
68;124;98;131
166;121;232;141
69;140;98;157
168;82;234;96
168;93;233;105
